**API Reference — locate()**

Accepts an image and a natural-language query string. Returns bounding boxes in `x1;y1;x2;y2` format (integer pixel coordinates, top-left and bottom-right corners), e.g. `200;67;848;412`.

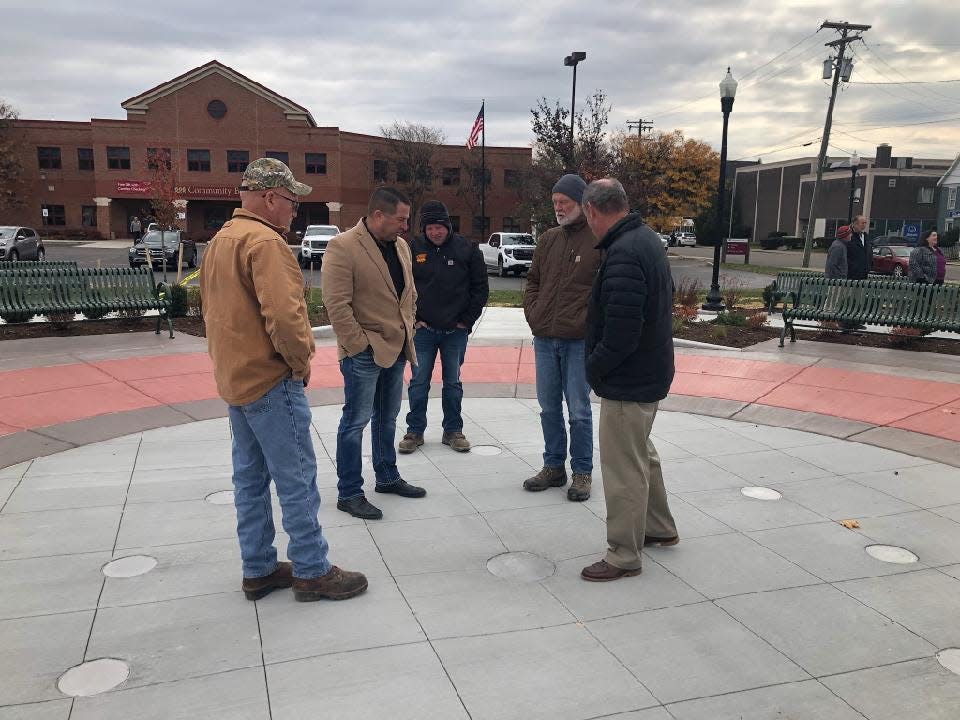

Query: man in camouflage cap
201;157;369;603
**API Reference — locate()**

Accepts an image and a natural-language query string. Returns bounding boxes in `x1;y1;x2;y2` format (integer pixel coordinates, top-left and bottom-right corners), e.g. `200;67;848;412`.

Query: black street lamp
847;150;860;224
703;68;738;311
563;51;586;164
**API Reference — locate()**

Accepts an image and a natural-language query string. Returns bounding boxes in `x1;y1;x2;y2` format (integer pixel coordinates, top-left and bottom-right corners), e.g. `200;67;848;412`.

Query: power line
861;43;960;107
851;79;960;84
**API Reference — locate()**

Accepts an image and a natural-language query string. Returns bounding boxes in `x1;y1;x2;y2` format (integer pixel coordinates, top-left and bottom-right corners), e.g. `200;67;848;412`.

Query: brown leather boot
522;466;567;492
442;432;471;452
242;561;293;601
567;473;592;501
292;566;368;602
398;433;424;454
580;559;642;582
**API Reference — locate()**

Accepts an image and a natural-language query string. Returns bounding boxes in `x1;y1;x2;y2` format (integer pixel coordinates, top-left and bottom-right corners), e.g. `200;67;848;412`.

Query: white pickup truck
299;225;341;267
480;232;537;276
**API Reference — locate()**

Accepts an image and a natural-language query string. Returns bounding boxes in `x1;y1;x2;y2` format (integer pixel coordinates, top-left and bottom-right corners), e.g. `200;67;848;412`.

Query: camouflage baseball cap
240;157;312;196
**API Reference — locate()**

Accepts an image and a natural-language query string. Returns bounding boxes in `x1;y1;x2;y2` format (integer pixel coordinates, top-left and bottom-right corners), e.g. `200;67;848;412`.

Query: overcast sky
4;1;960;164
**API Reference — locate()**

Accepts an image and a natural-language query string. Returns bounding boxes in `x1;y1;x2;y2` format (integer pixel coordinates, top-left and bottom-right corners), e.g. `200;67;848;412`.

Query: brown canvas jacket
200;208;315;406
523;217;600;339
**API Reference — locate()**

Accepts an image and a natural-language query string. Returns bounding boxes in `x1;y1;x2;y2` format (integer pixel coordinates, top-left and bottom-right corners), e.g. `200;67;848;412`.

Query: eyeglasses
271;193;300;213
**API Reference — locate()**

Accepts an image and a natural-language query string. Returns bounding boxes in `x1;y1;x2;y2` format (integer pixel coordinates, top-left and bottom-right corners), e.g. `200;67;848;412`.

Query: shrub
711;324;729;340
167;284;189;318
713;310;748;326
720;275;746;310
82;307;110;320
746;311;768;329
671;315;685;335
940;227;959;248
117;306;146;319
0;310;34;323
673;277;702;309
46;310;75;329
673;304;699;323
185;286;203;317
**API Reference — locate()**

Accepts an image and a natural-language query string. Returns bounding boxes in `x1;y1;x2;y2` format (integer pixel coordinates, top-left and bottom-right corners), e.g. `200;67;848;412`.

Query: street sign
949;210;960;218
41;208;48;217
902;223;920;243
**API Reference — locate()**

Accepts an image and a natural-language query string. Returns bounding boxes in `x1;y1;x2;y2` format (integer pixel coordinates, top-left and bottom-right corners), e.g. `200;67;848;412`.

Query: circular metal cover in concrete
58;658;129;697
741;486;782;500
865;544;919;564
471;445;503;456
937;649;960;676
205;490;235;505
487;552;555;581
102;555;157;578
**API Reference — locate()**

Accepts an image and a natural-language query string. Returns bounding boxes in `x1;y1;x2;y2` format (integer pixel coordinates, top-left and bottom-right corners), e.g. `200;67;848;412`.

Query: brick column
93;197;112;239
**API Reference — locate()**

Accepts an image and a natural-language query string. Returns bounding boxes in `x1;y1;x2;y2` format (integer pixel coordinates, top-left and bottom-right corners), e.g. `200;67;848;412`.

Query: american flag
466;104;484;149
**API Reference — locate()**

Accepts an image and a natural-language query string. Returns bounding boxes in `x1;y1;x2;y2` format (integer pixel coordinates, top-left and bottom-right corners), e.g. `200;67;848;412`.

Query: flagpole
480;100;485;239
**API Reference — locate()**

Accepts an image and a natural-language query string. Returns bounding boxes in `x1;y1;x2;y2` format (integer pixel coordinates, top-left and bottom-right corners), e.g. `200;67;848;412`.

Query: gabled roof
121;60;316;127
938;153;960;187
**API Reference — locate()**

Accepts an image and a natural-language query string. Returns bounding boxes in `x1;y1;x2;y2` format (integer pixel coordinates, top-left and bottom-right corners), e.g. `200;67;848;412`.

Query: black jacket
410;233;489;331
585;214;675;402
846;231;872;280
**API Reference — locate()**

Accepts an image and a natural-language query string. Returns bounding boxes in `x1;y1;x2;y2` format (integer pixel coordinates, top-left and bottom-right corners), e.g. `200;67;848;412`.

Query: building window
449;215;461;233
147;148;172;171
227;150;249;173
442;167;460;186
305;153;327;175
107;146;131;170
949;186;958;209
203;206;231;231
470;167;492;186
266;150;289;165
81;206;97;227
373;159;388;182
502;217;521;233
187;149;211;172
37;147;62;170
917;187;935;204
41;204;66;226
504;169;520;188
207;99;227;119
472;216;490;236
396;163;411;183
77;148;94;171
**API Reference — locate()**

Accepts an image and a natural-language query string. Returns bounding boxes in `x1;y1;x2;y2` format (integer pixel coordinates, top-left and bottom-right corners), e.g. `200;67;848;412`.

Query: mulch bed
0;316;207;340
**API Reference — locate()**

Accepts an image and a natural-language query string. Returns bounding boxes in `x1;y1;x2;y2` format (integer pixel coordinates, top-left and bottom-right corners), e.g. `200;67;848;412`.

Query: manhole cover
471;445;503;456
741;486;782;500
487;552;555;581
102;555;157;578
937;648;960;676
865;544;918;564
58;658;129;697
205;490;234;505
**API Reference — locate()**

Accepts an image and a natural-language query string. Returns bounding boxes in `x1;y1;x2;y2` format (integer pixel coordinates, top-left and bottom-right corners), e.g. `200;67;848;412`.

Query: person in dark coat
909;230;944;284
846;215;872;280
578;178;678;583
825;225;851;279
398;201;489;454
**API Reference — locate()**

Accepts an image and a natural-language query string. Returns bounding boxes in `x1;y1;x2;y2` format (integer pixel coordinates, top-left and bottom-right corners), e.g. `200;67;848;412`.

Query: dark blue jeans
228;378;332;580
406;326;468;435
533;336;593;474
336;348;406;500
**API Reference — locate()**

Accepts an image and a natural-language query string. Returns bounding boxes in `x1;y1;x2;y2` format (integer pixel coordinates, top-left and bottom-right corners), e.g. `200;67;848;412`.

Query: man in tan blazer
321;187;425;519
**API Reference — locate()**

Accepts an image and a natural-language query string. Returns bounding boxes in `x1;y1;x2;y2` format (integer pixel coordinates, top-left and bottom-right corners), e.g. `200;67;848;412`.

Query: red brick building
7;61;531;241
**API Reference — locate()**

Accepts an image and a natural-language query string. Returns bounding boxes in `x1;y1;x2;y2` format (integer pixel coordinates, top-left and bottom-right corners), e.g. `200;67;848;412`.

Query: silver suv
299;225;340;267
0;226;46;261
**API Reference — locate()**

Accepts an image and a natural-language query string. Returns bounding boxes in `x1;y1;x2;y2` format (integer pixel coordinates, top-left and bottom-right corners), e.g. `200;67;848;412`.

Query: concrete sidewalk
1;314;959;718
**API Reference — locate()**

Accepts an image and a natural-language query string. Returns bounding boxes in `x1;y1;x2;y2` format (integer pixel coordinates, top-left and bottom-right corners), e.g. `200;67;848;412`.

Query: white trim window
948;185;957;209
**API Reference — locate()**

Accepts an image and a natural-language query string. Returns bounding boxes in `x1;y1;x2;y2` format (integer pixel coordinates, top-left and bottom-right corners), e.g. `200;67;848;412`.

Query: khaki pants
599;398;677;570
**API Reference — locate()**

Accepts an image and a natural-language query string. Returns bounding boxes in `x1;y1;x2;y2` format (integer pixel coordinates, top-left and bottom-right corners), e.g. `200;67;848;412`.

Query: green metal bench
780;277;960;346
0;266;174;337
767;271;824;312
0;260;78;270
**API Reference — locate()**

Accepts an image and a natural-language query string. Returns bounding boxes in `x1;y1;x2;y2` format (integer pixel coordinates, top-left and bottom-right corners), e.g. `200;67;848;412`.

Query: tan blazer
321;219;417;367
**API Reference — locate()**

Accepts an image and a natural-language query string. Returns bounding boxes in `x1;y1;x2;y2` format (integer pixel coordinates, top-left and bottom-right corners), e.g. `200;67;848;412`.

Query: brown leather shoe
398;433;424;454
293;566;368;602
523;466;567;492
643;535;680;547
242;561;294;600
442;432;471;452
580;559;642;582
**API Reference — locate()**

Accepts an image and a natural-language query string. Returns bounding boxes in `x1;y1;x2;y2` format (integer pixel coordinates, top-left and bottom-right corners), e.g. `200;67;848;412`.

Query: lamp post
703;67;738;311
847;150;859;224
563;51;586;166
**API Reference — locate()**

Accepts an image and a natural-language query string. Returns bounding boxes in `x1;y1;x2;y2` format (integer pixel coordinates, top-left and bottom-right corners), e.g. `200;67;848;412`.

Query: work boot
523;466;567;492
567;473;592;502
398;433;424;454
580;559;642;582
292;566;368;601
242;561;293;601
442;432;471;452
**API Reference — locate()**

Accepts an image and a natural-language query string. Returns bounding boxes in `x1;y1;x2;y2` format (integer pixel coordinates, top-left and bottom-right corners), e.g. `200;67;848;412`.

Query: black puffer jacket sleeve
460;243;489;329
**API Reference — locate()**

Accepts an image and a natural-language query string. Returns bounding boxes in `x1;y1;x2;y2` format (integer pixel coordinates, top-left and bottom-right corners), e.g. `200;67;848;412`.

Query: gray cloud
3;0;960;162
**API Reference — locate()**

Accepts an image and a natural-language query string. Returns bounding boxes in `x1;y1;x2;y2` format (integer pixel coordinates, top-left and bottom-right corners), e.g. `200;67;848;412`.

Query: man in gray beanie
522;174;601;501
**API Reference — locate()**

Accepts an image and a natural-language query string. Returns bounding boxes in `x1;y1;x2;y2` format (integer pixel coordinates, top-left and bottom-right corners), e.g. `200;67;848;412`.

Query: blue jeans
406;327;468;435
533;336;593;474
228;378;331;580
336;348;406;500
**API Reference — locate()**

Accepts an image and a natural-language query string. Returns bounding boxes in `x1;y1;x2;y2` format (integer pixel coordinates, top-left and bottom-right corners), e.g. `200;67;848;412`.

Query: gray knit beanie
551;174;587;204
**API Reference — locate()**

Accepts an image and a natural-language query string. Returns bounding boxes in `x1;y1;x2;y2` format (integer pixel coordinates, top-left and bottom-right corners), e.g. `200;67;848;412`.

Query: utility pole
801;20;871;267
626;119;654;138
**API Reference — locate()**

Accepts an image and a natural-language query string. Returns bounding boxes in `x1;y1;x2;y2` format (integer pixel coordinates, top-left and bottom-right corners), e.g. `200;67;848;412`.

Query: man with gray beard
522;174;601;502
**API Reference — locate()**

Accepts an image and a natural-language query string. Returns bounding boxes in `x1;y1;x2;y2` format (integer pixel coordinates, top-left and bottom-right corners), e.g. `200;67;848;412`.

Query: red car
871;244;912;278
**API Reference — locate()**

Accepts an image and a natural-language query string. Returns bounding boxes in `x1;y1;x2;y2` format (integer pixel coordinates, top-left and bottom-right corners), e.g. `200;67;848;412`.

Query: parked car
480;232;536;276
0;226;45;261
871;244;912;278
676;232;697;247
298;224;340;267
872;234;915;247
128;230;197;269
658;233;669;249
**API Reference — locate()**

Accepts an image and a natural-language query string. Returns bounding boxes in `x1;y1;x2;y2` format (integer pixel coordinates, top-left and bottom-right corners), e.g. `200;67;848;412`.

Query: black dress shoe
337;496;383;520
374;478;427;498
